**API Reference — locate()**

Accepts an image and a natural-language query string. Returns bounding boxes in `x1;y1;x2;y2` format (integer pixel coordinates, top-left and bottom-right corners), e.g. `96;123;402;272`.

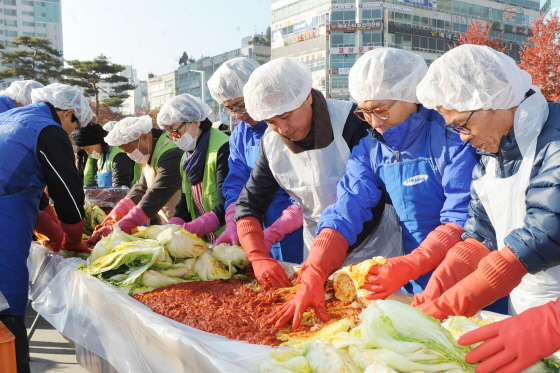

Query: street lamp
186;64;206;104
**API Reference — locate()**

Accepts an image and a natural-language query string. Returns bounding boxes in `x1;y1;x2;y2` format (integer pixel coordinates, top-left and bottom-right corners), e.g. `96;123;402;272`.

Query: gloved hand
412;238;491;307
167;217;186;226
363;223;463;300
214;203;239;245
41;204;60;226
263;204;303;251
34;207;64;252
419;247;527;321
182;212;221;238
238;217;290;287
116;206;150;233
458;298;560;373
60;219;90;253
270;228;349;330
101;198;136;226
87;225;113;246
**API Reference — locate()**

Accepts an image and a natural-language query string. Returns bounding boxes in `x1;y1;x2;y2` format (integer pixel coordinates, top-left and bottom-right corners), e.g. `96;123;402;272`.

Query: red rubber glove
270;228;348;330
214;203;239;245
42;204;60;226
34;207;64;252
101;198;136;226
87;225;113;246
419;247;527;321
238;217;291;287
116;206;150;233
60;219;90;253
263;204;303;251
182;212;221;238
412;238;491;306
458;298;560;373
363;223;463;300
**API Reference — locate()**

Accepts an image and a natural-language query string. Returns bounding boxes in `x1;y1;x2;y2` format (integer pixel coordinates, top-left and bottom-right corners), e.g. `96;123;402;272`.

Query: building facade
271;0;539;101
147;70;178;110
0;0;63;88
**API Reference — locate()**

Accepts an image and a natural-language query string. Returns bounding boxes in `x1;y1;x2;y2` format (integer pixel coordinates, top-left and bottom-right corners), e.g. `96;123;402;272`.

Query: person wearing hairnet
158;94;230;243
0;79;44;113
409;44;560;371
271;48;479;329
71;123;141;187
88;115;183;241
0;83;92;373
208;57;304;263
236;57;384;288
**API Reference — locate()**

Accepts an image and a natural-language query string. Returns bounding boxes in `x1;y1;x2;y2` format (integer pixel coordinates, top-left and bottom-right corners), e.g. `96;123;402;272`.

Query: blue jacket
318;106;477;255
464;102;560;274
0;95;17;113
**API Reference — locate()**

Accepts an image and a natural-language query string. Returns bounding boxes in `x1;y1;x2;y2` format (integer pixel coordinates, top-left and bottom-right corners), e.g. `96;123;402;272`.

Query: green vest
83;155;97;186
180;128;229;238
98;146;142;187
150;133;178;175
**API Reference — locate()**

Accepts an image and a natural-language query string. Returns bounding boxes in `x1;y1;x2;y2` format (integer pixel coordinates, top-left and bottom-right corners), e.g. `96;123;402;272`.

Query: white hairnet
156;94;212;128
243;57;312;121
105;116;153;146
208;57;261;103
0;80;44;106
349;48;427;104
103;120;117;132
31;83;93;127
417;44;532;111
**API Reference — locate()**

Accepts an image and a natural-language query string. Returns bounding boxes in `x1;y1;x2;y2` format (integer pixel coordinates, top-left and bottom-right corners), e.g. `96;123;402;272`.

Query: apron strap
191;182;217;243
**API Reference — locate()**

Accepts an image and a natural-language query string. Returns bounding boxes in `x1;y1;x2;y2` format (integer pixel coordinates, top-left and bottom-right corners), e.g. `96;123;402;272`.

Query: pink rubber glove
214;203;239;245
34;207;64;252
458;298;560;373
263;204;303;251
116;206;150;233
101;198;136;226
182;212;221;238
60;219;90;253
167;217;186;226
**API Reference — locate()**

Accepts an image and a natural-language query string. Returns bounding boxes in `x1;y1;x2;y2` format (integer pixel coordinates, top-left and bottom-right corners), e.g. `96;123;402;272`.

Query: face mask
91;149;103;160
175;123;197;152
128;139;150;163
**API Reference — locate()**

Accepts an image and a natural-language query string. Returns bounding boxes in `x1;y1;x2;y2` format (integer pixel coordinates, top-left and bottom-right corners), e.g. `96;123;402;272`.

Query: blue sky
61;0;271;80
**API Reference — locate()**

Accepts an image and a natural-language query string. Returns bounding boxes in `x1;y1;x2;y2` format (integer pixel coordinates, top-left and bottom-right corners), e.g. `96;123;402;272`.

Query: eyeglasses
443;110;475;134
223;104;247;115
167;122;188;139
354;101;397;122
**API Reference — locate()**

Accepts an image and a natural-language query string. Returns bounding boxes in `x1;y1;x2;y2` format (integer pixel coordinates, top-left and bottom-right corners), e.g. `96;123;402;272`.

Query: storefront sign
333;4;353;8
330;46;375;54
388;22;458;40
296;51;324;62
332;67;351;75
330;22;382;31
358;3;412;11
400;0;437;9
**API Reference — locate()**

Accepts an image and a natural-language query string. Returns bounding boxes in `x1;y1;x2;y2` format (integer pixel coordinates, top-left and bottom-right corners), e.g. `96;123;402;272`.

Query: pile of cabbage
79;225;249;295
83;202;107;236
251;300;560;373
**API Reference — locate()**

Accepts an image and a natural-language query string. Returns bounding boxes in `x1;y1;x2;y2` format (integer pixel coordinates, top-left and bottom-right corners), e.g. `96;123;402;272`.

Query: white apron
263;99;402;260
472;88;560;315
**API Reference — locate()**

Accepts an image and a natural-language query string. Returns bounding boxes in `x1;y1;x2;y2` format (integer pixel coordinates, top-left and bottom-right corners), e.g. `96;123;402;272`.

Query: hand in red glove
458;298;560;373
34;207;64;252
419;247;527;321
263;204;303;251
363;223;463;300
60;219;90;253
116;206;150;233
183;212;221;238
412;238;491;307
41;204;60;226
238;217;291;287
270;228;349;330
214;203;239;245
167;217;186;226
101;198;135;226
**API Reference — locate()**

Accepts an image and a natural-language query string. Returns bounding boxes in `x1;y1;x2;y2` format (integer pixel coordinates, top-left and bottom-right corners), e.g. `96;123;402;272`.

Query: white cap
0;80;44;106
31;83;93;127
417;44;532;111
103;120;117;132
156;94;212;128
105;116;153;146
207;57;261;103
349;48;427;104
243;57;312;121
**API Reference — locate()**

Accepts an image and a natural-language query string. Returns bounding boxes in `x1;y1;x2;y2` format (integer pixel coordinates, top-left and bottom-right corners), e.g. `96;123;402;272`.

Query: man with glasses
208;57;304;265
272;48;480;330
89;115;183;242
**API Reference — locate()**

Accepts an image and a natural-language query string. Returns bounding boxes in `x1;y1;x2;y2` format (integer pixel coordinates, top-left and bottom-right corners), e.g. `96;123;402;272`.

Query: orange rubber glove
270;228;348;331
238;217;291;288
412;238;491;306
60;219;90;253
363;223;463;300
458;298;560;373
34;206;64;252
419;247;527;321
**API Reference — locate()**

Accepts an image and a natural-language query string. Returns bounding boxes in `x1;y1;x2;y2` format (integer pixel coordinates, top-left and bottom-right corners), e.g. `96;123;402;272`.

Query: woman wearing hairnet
272;48;480;329
207;57;304;263
71;123;141;187
158;94;230;243
88;115;183;241
0;80;44;113
406;44;560;373
0;83;92;373
236;57;385;288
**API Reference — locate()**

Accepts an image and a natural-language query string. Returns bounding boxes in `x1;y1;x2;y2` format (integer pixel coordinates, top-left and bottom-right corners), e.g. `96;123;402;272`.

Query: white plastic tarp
27;243;64;301
33;259;282;373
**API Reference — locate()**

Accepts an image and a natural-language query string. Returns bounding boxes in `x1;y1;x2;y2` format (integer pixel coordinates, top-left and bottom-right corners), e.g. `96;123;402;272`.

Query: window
36;22;46;27
35;1;45;5
5;19;16;26
331;54;356;69
22;11;35;16
3;0;16;5
5;30;17;36
36;33;46;37
331;10;356;23
165;80;174;88
362;30;383;46
37;12;46;17
23;32;35;36
331;31;355;47
22;21;35;26
4;8;16;15
362;9;382;22
22;0;34;4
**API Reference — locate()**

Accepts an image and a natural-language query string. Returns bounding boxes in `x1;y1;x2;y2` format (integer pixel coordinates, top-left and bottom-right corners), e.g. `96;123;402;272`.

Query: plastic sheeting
0;291;8;312
27;243;64;301
33;259;283;373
